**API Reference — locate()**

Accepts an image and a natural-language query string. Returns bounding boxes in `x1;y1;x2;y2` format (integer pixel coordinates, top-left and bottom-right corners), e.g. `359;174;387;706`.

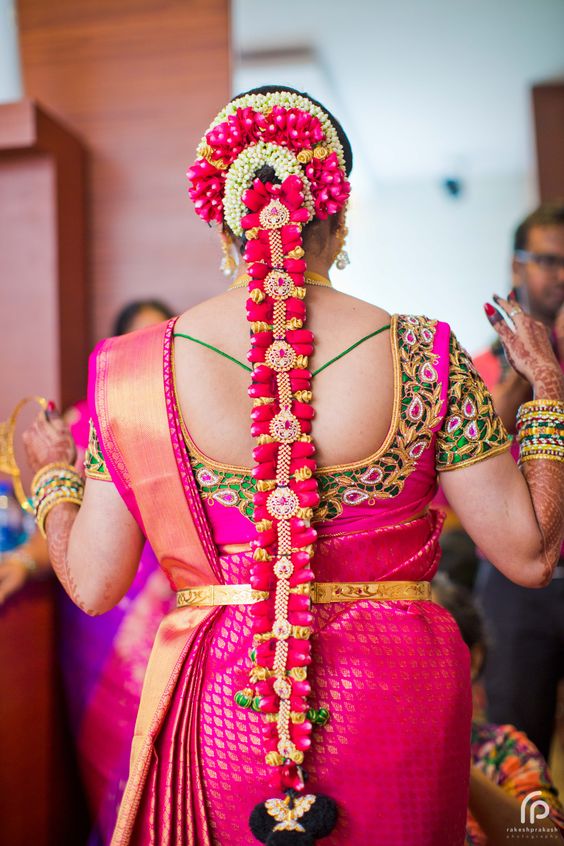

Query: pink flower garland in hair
187;94;351;844
243;176;341;843
243;174;316;789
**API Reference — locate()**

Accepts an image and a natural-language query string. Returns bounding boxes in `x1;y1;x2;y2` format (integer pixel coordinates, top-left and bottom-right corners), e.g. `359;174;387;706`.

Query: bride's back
174;284;394;469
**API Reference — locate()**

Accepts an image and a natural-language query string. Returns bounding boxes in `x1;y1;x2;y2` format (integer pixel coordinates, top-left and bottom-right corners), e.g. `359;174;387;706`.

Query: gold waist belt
176;580;431;608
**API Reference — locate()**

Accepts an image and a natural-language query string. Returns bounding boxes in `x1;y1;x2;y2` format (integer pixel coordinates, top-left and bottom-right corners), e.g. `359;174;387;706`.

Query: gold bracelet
31;461;81;494
36;491;84;539
519;453;564;465
517;399;564;418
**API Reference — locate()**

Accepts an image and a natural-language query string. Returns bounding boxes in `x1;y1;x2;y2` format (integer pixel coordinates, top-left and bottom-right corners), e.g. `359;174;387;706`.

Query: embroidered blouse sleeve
84;419;113;481
436;331;511;471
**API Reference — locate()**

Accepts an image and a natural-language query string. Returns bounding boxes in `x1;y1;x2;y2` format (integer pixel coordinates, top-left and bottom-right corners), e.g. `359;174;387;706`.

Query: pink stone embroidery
420;327;434;344
359;466;384;485
342;488;370;506
419;363;437;383
409;440;427;459
408;396;424;421
462;397;476;419
212;489;239;507
465;421;479;440
196;466;220;487
404;329;417;346
446;415;462;434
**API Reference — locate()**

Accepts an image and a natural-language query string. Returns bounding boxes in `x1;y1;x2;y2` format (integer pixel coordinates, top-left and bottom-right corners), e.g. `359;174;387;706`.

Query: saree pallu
88;318;473;846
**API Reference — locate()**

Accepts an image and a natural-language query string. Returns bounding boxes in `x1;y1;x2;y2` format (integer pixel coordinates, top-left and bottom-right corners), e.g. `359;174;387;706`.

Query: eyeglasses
515;250;564;272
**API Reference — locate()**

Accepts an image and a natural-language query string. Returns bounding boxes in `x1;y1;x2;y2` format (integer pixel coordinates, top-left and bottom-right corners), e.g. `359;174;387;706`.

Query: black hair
513;199;564;253
431;572;487;655
113;299;174;336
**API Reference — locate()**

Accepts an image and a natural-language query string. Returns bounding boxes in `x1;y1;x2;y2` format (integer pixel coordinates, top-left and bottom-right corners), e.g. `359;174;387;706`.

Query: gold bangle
31;462;82;495
517;399;564;415
519;453;564;465
36;492;84;539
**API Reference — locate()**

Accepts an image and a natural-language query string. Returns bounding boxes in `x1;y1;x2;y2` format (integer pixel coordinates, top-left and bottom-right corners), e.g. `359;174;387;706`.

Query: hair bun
255;164;279;185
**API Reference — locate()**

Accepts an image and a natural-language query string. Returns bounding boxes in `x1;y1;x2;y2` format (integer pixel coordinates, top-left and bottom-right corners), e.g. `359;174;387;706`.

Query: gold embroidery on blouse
314;315;443;520
84;419;112;481
436;332;511;471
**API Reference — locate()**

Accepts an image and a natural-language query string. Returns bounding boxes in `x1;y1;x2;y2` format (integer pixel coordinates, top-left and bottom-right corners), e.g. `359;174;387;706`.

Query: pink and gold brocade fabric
89;317;474;845
131;516;471;845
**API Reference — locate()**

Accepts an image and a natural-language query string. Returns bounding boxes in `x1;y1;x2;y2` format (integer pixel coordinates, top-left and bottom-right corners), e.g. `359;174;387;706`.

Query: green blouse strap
312;324;391;376
173;333;253;373
173;324;391;377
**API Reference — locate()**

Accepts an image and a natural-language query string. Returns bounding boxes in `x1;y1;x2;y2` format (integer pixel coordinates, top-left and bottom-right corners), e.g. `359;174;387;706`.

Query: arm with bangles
441;295;564;589
22;413;144;615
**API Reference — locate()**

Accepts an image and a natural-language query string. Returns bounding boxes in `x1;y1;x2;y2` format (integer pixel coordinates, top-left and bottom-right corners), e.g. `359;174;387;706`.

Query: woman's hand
484;294;563;394
22;406;76;474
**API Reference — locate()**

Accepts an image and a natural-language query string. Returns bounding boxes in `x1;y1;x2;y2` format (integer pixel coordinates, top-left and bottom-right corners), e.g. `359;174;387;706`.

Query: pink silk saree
89;316;473;846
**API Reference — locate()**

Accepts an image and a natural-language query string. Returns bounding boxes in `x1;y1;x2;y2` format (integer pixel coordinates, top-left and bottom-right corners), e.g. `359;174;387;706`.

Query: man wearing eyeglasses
473;201;564;763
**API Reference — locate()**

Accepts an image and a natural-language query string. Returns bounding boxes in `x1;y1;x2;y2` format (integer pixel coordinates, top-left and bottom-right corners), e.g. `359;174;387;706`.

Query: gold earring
220;231;237;277
333;223;350;270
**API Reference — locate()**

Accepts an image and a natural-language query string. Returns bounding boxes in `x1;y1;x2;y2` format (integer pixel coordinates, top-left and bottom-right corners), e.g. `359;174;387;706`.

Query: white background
232;0;564;352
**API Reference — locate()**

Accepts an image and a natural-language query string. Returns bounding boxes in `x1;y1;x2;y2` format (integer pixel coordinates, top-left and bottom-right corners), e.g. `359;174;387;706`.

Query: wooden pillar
0;99;88;418
532;82;564;202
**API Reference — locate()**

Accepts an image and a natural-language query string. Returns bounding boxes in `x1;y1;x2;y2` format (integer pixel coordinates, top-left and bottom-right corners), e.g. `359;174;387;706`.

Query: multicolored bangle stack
516;399;564;465
31;462;85;538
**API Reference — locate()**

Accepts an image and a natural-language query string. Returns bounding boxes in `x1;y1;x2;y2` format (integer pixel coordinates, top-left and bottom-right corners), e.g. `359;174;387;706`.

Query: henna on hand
484;295;563;392
44;502;102;615
521;459;564;585
22;408;77;472
484;298;564;583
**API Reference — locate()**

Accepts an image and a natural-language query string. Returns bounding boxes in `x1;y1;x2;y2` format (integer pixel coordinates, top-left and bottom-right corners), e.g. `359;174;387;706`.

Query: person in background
0;299;176;846
473;202;564;762
432;573;564;844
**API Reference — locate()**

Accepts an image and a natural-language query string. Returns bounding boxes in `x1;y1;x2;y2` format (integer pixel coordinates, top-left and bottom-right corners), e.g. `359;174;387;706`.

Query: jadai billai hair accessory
187;90;351;845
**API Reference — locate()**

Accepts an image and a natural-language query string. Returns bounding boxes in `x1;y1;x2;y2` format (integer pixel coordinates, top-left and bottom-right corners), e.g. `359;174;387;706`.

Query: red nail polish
483;303;496;316
47;400;55;411
508;289;516;302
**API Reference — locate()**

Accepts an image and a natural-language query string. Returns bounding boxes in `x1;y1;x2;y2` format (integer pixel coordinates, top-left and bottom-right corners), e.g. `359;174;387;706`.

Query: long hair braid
188;88;351;845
